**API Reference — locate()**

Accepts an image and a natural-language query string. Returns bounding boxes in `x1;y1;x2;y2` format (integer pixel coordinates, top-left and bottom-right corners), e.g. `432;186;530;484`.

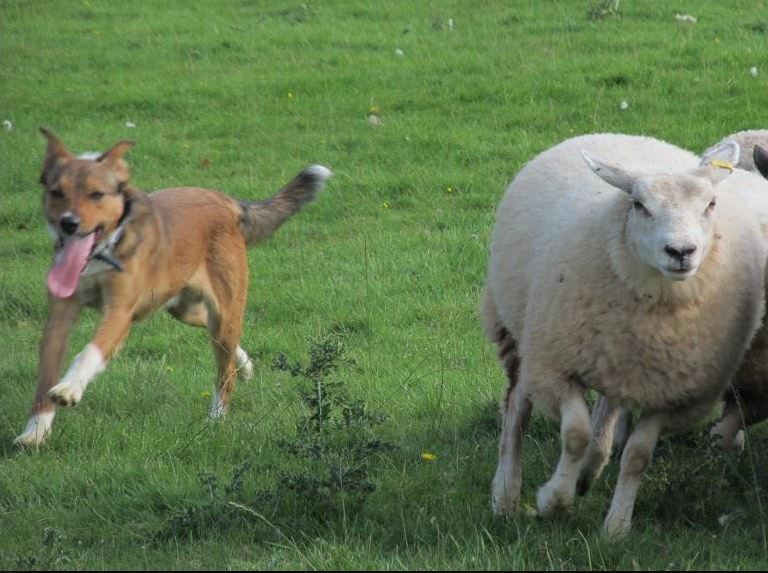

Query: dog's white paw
235;346;254;381
209;392;227;420
48;380;85;406
47;344;105;407
14;412;55;447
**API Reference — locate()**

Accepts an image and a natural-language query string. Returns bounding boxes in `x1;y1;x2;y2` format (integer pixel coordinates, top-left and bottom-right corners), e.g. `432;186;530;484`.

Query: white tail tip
305;164;333;181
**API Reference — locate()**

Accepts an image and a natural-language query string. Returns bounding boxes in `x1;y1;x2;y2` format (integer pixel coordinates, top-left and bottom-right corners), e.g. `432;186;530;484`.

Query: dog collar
83;198;132;275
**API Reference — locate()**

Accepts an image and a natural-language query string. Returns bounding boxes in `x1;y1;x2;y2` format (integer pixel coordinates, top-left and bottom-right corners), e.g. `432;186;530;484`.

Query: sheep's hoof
603;514;632;539
710;423;744;452
491;475;520;515
536;481;574;518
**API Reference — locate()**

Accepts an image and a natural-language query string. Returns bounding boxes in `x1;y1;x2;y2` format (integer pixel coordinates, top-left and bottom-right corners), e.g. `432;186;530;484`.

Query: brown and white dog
15;128;331;446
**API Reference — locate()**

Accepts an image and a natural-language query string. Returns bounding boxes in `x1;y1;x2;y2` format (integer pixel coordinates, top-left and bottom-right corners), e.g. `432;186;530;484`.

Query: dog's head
39;128;135;298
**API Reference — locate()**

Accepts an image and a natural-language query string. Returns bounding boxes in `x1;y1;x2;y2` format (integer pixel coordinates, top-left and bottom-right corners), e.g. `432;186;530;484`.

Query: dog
15;128;331;446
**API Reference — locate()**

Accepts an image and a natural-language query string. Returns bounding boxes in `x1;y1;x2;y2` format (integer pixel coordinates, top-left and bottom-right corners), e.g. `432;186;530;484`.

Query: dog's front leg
15;296;81;447
47;303;135;408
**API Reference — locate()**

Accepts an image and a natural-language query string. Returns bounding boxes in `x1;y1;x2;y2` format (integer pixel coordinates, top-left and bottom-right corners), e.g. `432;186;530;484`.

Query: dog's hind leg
167;291;254;380
233;345;254;380
205;240;249;419
15;296;80;447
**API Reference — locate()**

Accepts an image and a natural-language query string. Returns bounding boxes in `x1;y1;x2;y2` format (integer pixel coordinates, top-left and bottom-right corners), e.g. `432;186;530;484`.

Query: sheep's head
581;142;739;282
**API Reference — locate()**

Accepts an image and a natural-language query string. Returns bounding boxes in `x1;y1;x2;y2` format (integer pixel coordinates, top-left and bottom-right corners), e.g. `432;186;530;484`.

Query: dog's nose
60;214;80;235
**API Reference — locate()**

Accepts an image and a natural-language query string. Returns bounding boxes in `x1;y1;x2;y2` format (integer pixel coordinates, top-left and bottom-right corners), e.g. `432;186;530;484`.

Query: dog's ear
97;140;135;184
39;127;74;185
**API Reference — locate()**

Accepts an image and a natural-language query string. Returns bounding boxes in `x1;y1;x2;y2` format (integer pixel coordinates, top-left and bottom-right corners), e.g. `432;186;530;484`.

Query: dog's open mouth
48;226;104;299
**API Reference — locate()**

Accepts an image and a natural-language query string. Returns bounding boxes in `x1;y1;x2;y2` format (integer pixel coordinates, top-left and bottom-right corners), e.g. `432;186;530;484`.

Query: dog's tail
238;165;331;246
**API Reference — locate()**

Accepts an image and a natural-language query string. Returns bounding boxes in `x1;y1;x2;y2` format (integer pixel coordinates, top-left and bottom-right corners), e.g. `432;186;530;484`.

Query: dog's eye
89;191;105;201
49;188;64;199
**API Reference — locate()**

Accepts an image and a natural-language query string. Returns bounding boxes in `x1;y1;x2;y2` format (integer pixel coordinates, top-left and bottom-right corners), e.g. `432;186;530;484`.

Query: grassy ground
2;0;768;569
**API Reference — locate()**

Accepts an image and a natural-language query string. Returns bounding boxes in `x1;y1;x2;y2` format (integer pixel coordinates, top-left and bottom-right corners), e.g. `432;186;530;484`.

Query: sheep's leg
603;414;663;538
492;380;532;514
612;408;633;453
577;396;621;496
537;390;590;517
712;378;768;451
710;398;744;451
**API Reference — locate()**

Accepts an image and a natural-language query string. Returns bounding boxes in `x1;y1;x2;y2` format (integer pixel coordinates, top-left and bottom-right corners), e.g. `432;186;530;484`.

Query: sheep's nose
665;245;696;261
60;214;80;235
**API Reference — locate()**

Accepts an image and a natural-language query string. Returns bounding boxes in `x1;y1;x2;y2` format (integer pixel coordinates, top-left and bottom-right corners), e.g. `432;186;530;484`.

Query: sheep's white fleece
488;133;766;417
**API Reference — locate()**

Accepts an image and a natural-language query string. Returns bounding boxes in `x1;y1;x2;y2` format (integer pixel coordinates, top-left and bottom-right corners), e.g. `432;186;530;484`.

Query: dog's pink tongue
47;234;95;298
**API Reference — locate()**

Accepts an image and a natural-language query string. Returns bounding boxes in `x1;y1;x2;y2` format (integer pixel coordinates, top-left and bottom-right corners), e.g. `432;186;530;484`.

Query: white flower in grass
750;66;758;77
124;121;136;128
619;100;629;111
395;48;404;57
2;120;12;131
675;14;697;24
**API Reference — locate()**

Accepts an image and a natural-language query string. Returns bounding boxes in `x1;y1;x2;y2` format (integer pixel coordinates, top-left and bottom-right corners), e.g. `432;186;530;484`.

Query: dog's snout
60;214;80;235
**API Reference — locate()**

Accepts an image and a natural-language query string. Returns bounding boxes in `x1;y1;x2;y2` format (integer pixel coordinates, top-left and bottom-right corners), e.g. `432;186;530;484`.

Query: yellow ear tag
710;160;734;172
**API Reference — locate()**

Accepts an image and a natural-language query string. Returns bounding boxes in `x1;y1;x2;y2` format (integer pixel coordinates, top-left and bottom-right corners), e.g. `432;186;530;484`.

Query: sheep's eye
706;198;716;212
632;200;650;216
49;188;64;199
89;190;105;201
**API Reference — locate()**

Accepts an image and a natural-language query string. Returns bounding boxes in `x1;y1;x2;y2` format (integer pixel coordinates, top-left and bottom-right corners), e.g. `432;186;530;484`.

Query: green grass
2;0;768;569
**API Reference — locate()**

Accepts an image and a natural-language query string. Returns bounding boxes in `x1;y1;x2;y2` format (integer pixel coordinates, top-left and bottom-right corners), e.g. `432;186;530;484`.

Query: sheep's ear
754;145;768;180
695;140;738;186
580;149;636;194
700;140;740;170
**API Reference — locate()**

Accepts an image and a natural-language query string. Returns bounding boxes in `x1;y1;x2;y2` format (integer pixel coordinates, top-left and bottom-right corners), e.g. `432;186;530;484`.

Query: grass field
2;0;768;569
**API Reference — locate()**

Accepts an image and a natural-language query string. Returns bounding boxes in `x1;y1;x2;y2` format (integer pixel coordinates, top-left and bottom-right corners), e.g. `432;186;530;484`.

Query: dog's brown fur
15;128;330;446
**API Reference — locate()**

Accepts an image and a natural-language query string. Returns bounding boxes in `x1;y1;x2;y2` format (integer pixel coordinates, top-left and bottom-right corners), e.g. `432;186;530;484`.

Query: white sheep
701;133;768;450
703;129;768;173
485;133;767;537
